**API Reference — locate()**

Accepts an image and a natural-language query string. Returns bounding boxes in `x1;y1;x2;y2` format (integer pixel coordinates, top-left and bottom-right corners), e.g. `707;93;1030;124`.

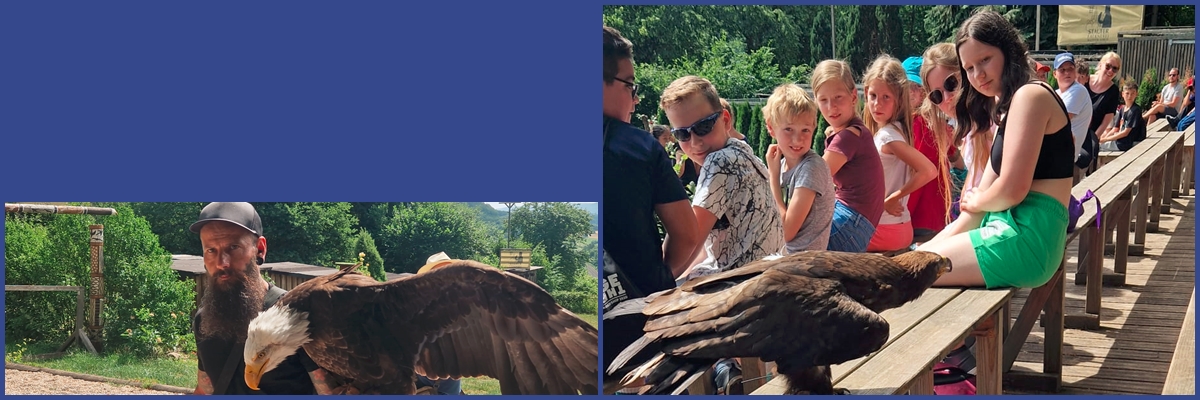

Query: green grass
6;342;196;388
461;376;501;394
579;313;598;328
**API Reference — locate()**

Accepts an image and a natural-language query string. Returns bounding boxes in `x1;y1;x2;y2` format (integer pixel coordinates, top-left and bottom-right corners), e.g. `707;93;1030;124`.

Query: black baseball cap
189;202;263;237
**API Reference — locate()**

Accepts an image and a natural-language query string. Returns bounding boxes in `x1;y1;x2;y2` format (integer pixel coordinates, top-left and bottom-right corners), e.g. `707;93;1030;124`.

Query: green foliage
1137;68;1159;110
5;203;195;358
377;203;491;273
814;113;829;156
509;202;593;278
634;35;787;121
256;202;359;268
128;202;204;255
350;229;386;281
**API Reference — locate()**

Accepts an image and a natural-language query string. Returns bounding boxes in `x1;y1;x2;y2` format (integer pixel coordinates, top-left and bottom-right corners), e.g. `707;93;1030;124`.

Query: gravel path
5;367;184;395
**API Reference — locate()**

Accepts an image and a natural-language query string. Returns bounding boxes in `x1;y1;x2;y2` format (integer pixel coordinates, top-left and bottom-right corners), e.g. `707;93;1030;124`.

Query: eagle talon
835;387;851;395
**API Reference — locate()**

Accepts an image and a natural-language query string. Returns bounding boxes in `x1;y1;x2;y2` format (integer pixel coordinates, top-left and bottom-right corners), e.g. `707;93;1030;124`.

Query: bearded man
190;202;341;395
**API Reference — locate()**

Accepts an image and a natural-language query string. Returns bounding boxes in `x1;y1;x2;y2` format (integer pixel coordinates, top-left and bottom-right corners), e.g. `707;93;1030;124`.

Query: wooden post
88;224;105;351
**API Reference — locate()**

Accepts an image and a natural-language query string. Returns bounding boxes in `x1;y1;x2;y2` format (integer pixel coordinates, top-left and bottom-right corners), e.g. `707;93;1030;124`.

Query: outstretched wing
386;261;597;394
615;268;889;394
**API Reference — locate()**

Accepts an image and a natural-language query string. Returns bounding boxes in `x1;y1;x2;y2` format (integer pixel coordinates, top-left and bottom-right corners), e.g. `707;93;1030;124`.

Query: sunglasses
671;111;722;142
1169;73;1179;77
928;74;959;106
1104;63;1120;73
610;76;640;99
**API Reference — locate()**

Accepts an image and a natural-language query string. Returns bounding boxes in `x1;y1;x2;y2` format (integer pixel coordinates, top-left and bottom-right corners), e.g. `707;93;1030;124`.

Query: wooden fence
1117;28;1196;83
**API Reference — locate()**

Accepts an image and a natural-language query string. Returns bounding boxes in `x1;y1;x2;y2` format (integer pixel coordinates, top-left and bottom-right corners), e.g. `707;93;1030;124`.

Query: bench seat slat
837;289;1014;395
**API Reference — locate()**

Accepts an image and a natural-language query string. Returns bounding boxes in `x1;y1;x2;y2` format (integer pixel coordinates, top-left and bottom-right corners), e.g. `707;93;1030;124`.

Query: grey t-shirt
780;150;836;253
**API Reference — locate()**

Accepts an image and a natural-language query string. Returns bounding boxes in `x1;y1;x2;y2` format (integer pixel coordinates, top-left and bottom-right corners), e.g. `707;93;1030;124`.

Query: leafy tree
349;229;386;281
509;202;593;278
348;202;392;238
129;202;204;255
255;202;359;268
376;202;491;273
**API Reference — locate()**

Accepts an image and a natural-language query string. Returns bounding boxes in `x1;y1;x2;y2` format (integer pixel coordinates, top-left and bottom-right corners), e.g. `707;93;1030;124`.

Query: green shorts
969;191;1068;289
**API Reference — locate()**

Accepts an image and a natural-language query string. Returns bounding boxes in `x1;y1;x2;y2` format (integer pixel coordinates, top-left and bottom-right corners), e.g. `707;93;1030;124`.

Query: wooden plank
4;285;84;292
1163;289;1195;394
838;289;1012;395
751;288;961;395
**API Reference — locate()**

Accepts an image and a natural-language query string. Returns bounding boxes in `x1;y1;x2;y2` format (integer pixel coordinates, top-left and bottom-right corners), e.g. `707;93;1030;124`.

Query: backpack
932;362;977;395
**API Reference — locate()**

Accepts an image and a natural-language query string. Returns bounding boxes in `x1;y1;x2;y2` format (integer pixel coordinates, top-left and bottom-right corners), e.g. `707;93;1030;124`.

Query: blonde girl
811;59;885;253
862;54;936;252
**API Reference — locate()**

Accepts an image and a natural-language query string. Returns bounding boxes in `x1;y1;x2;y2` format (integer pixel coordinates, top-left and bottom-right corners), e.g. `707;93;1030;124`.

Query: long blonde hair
862;54;915;145
918;43;962;224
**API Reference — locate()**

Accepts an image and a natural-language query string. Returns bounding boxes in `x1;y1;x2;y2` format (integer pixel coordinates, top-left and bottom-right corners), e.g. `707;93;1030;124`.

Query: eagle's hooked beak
937;257;953;278
245;358;268;391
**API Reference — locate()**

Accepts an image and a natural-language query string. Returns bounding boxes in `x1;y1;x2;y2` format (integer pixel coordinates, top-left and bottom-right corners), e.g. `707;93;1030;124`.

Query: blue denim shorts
827;200;876;253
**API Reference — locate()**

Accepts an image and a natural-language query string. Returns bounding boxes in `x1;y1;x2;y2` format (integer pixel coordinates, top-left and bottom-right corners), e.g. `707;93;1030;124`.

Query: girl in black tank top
990;82;1075;180
913;10;1072;291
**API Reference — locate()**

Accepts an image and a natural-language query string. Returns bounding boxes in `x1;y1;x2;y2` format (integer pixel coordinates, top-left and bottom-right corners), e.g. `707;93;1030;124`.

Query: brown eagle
605;250;951;395
242;260;598;395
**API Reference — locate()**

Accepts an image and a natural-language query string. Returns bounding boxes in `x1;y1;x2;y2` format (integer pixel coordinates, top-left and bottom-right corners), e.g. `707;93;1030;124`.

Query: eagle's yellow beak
245;359;268;391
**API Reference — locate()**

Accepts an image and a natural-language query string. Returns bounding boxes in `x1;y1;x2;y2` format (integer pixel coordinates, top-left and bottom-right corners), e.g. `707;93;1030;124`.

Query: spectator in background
720;98;748;141
1099;81;1145;151
1052;52;1094;169
1145;67;1185;125
1082;52;1122;171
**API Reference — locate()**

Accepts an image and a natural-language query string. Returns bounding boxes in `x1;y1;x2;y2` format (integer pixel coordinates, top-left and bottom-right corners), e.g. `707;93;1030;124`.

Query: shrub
1137;68;1159;110
4;203;195;358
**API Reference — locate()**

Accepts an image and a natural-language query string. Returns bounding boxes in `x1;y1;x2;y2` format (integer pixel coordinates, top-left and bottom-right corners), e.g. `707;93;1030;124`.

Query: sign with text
499;248;532;269
1058;5;1144;46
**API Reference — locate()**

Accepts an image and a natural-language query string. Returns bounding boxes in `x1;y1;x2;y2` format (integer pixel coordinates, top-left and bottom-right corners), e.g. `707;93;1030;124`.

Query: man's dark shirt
193;284;320;394
603;115;689;296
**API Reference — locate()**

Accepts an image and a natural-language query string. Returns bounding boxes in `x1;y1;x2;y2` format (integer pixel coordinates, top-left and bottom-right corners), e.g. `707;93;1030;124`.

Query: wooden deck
1005;194;1195;394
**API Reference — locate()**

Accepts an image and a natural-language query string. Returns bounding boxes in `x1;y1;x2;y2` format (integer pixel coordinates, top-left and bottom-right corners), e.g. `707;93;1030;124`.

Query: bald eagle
243;260;598;395
605;250;951;395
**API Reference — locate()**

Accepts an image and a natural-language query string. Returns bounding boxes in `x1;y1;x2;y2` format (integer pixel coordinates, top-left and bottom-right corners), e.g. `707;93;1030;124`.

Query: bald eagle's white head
244;306;312;391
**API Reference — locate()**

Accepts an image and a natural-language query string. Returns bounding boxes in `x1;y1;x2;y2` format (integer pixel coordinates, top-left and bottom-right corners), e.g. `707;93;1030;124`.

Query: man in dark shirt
602;26;698;387
189;202;342;395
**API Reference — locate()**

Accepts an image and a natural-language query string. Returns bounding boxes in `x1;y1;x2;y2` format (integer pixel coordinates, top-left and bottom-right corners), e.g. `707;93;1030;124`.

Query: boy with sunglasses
602;26;700;391
1052;52;1094;169
660;75;784;282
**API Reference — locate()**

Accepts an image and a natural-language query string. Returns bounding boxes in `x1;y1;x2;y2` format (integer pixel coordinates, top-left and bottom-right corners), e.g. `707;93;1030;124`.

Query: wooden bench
1068;131;1184;330
1096;119;1172;168
1177;124;1195;197
751;287;1020;395
1162;289;1195;395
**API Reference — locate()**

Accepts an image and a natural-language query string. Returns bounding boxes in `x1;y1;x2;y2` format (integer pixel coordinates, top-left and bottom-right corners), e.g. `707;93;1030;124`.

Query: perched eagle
242;260;598;395
605;250;951;395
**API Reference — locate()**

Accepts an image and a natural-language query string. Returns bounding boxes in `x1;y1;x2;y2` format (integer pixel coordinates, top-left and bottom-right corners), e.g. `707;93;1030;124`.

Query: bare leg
916;230;986;287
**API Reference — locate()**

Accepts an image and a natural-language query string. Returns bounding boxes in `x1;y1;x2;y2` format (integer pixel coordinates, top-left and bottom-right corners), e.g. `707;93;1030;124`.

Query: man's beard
199;260;265;342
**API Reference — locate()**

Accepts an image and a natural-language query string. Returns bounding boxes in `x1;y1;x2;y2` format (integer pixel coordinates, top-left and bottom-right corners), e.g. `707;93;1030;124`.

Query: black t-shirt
1116;104;1145;151
1085;80;1122;133
602;115;688;296
194;285;320;395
